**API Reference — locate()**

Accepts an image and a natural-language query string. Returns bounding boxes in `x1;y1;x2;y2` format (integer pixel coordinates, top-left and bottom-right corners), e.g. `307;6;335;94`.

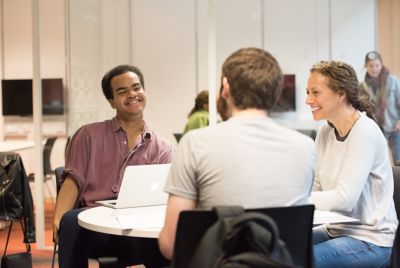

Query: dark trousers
58;208;169;268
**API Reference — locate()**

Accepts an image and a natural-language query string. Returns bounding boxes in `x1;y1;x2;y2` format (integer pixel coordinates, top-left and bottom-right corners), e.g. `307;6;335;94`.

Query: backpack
188;206;298;268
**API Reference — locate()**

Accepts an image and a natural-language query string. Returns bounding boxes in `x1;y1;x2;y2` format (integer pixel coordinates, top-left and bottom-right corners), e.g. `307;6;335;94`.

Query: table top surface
78;205;166;238
0;141;35;152
78;205;358;238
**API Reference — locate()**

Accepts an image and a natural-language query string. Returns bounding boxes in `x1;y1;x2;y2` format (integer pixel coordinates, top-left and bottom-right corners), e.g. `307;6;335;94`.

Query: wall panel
378;0;400;77
131;0;197;144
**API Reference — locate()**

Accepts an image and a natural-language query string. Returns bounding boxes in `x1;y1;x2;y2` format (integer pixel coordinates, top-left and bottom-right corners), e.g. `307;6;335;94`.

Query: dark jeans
58;208;169;268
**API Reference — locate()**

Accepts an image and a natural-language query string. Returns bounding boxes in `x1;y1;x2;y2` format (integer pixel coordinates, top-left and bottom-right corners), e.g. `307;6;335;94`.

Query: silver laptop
96;164;171;209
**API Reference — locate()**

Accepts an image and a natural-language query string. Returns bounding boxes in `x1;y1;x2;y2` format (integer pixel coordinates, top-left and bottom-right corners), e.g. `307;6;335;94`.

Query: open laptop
95;163;171;209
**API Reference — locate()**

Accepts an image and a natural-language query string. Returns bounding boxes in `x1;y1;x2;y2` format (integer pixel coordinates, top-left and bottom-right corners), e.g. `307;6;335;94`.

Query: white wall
330;0;376;77
1;0;67;138
130;0;197;144
127;0;376;134
2;0;65;77
0;0;67;200
68;0;132;135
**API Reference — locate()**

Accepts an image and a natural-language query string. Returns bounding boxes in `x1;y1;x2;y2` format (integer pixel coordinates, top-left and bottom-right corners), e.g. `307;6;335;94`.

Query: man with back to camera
52;64;172;268
158;47;317;259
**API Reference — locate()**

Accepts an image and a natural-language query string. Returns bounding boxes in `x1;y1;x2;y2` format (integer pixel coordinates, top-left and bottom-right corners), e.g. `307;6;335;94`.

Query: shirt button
123;141;127;144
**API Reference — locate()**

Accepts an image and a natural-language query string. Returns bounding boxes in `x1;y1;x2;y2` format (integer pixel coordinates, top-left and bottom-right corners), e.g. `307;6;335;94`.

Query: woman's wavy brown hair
310;61;376;122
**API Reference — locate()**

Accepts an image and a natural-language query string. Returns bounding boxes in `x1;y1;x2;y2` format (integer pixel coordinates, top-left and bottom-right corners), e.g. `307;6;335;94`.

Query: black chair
390;166;400;267
172;204;315;268
296;129;317;140
173;133;183;143
64;135;71;157
28;136;58;201
52;166;125;268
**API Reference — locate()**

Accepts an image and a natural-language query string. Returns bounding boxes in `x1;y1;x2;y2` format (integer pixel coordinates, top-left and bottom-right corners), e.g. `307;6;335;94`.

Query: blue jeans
313;225;392;268
58;208;169;268
387;131;400;164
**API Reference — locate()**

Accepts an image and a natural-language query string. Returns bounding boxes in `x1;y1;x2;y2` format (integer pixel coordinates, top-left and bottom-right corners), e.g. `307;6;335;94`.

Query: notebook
95;163;171;209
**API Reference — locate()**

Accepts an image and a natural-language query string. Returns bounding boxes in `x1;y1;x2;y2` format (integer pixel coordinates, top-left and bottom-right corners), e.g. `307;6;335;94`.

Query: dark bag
1;221;32;268
1;252;32;268
189;206;298;268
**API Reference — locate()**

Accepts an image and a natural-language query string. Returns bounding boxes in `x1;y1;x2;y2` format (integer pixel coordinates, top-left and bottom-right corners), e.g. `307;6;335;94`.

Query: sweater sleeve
311;126;323;192
309;119;378;212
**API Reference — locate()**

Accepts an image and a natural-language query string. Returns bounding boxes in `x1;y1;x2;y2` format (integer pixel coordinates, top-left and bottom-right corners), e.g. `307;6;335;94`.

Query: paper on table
116;213;164;230
314;210;359;225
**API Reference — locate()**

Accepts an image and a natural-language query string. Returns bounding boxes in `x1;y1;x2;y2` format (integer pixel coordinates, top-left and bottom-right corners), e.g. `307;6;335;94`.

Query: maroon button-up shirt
63;117;173;207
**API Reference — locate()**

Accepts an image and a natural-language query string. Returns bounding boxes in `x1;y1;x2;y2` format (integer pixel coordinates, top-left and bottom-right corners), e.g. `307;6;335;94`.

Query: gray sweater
310;112;398;247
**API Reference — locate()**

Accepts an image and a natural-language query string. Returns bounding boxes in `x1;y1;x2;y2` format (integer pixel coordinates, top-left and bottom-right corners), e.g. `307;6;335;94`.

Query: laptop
96;163;171;209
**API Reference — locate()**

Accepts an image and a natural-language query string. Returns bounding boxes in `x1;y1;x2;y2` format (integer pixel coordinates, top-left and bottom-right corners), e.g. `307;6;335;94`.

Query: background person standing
360;51;400;165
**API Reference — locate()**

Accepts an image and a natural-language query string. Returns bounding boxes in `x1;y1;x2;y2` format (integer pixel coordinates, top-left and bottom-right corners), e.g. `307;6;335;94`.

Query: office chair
28;136;57;202
172;204;315;268
52;166;126;268
296;129;317;140
390;166;400;267
64;135;71;157
173;133;183;143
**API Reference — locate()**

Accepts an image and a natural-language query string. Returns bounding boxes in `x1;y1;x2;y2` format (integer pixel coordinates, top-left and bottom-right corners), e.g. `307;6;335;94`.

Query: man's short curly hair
101;64;145;100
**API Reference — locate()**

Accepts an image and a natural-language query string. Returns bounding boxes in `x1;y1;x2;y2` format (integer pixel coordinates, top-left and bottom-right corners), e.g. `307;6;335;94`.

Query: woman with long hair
306;60;397;267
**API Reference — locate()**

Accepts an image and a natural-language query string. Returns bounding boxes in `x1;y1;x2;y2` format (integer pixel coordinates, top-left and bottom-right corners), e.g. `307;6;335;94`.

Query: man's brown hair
221;47;283;111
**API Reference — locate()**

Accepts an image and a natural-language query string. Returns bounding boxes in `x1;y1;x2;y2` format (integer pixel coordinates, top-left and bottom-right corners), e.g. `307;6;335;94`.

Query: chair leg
45;175;56;203
51;243;57;268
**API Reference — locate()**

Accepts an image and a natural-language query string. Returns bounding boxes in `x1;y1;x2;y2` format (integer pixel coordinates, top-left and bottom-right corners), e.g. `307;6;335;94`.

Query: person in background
360;51;400;165
183;90;209;134
53;64;172;268
306;60;397;267
158;47;317;260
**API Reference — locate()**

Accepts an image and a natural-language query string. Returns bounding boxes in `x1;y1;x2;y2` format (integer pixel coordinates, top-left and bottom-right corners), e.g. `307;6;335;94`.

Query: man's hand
53;218;60;244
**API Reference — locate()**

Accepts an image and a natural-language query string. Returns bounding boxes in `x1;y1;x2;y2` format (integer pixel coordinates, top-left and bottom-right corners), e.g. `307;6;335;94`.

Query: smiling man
53;65;172;268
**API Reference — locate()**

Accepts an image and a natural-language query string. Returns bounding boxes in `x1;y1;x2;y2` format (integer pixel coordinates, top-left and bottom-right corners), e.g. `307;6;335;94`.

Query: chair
390;166;400;267
172;204;315;268
64;135;71;157
296;129;317;140
52;166;125;268
28;136;58;201
173;133;183;143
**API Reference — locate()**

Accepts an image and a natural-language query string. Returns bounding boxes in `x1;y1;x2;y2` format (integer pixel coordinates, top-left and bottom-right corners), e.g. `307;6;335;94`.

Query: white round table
78;205;166;238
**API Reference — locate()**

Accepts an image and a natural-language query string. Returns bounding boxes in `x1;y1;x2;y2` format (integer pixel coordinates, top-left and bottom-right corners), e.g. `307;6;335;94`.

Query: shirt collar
111;116;152;140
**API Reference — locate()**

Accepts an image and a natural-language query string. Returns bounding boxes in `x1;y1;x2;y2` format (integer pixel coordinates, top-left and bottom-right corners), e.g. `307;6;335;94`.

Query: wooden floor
0;200;59;267
0;200;99;267
0;201;146;267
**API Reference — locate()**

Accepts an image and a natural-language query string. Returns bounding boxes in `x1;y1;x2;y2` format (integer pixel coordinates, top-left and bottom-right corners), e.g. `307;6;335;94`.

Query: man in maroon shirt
53;65;173;268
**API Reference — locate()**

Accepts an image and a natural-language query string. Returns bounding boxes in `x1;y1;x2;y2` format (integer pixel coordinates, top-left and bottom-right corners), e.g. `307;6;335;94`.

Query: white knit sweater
310;112;398;247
